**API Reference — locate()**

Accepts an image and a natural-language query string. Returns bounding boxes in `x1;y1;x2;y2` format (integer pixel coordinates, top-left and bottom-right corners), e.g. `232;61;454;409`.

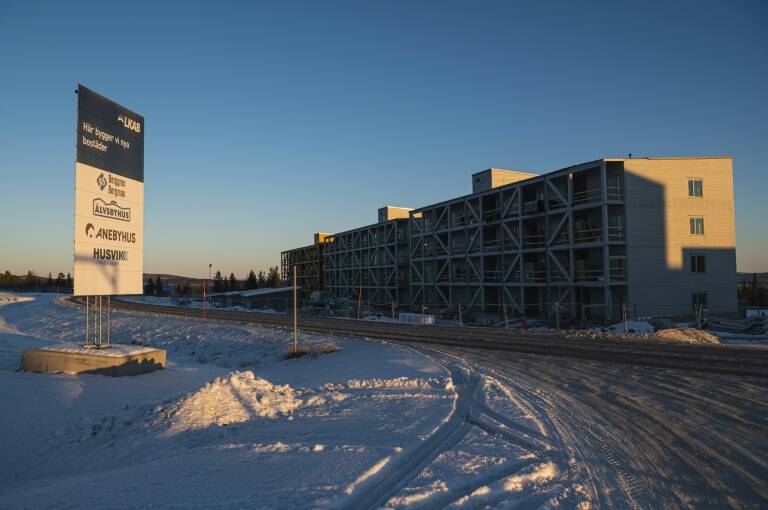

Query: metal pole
293;265;298;354
391;302;395;320
623;303;628;334
458;304;462;327
357;281;362;319
85;296;89;347
503;304;509;329
98;295;102;347
107;295;111;346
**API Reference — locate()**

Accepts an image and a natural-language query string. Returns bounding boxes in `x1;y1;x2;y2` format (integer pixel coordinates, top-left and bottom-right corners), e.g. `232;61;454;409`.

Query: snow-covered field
0;294;575;509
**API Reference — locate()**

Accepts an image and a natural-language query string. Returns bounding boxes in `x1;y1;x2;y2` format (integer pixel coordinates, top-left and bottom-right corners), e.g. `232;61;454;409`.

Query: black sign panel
76;84;144;183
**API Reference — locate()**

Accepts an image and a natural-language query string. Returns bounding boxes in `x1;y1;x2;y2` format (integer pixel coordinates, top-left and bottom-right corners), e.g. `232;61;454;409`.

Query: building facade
281;157;737;320
323;207;411;306
280;232;331;301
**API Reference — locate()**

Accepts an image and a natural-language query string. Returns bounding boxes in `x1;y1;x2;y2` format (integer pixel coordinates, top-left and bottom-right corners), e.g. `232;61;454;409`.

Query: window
688;179;703;197
692;291;707;311
690;255;706;273
689;217;705;235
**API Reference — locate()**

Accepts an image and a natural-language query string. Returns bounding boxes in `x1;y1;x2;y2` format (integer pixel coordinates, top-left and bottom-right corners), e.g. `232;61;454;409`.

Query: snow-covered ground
0;294;575;508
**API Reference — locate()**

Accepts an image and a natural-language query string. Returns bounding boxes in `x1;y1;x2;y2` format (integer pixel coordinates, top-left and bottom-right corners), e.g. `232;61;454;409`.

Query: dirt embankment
651;328;720;344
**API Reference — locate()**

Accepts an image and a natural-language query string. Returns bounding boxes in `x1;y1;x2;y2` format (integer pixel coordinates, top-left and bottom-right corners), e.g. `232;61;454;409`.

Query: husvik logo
117;114;141;133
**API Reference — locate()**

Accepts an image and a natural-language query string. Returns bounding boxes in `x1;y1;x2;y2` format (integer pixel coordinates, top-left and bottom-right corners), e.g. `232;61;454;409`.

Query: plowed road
100;298;768;377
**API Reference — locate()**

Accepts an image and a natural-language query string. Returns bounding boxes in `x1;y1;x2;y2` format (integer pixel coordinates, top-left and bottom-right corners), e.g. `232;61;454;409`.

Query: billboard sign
74;85;144;295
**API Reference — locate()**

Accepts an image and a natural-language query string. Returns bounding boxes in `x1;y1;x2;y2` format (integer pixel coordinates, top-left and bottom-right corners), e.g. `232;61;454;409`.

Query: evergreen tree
228;273;238;291
750;273;759;306
245;270;258;290
46;272;54;288
267;266;281;288
258;270;266;288
212;271;223;292
66;273;72;289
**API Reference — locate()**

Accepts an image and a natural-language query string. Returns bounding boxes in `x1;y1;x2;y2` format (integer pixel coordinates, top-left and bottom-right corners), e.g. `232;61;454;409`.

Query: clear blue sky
1;0;766;278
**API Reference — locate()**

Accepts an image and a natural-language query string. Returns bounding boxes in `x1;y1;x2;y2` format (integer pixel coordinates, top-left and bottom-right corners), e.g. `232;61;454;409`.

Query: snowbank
606;320;655;334
157;371;301;434
0;294;35;306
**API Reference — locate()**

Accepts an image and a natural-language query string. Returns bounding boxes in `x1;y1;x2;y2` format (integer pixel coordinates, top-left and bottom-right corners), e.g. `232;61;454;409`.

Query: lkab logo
97;173;107;191
117;114;141;133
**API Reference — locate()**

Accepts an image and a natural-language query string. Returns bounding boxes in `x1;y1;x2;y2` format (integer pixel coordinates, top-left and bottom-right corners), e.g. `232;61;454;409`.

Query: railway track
72;297;768;378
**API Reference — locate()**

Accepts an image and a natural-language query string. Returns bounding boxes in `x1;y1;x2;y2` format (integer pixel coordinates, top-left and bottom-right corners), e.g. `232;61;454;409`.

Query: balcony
573;185;625;204
608;225;625;241
523;269;547;283
523;199;544;215
483;207;500;222
574;227;602;243
484;270;502;283
523;233;546;248
607;185;624;201
574;268;605;282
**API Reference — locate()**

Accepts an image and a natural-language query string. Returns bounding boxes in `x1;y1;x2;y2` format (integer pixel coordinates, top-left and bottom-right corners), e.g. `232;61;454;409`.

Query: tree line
0;270;72;292
738;273;768;308
144;266;282;296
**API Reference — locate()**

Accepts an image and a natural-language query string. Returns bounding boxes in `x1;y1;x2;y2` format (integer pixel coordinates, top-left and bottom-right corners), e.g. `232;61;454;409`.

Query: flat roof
606;155;732;161
242;287;300;298
380;205;413;210
471;168;538;176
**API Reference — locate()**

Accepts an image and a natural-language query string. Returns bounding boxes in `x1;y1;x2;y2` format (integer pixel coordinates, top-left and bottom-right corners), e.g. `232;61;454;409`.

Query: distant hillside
143;273;205;285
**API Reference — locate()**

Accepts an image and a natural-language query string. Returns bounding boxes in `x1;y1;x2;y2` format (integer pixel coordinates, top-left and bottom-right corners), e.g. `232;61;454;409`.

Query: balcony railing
452;244;466;255
607;186;624;201
609;267;626;281
574;227;602;243
453;273;467;283
608;226;625;241
524;233;546;248
483;207;500;222
574;268;605;281
503;238;518;251
484;270;502;282
523;269;547;282
573;186;625;204
523;200;544;215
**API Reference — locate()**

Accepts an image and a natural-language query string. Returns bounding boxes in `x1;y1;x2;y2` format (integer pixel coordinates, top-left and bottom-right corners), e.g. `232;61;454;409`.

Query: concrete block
21;343;166;377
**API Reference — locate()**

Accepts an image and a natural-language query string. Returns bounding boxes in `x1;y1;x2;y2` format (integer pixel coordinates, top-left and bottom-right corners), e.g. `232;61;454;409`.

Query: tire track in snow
431;345;768;509
334;367;478;510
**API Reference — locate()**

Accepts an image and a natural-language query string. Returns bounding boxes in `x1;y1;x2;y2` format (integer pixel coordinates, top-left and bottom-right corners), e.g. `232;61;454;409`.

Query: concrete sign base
21;344;166;377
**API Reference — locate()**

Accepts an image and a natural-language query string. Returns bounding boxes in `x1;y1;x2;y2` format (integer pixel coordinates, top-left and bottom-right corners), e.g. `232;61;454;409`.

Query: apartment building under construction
281;156;737;321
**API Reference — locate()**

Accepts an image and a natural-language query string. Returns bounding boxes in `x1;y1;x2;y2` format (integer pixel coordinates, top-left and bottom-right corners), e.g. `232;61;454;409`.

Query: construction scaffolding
323;218;410;306
280;234;330;301
409;161;627;322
